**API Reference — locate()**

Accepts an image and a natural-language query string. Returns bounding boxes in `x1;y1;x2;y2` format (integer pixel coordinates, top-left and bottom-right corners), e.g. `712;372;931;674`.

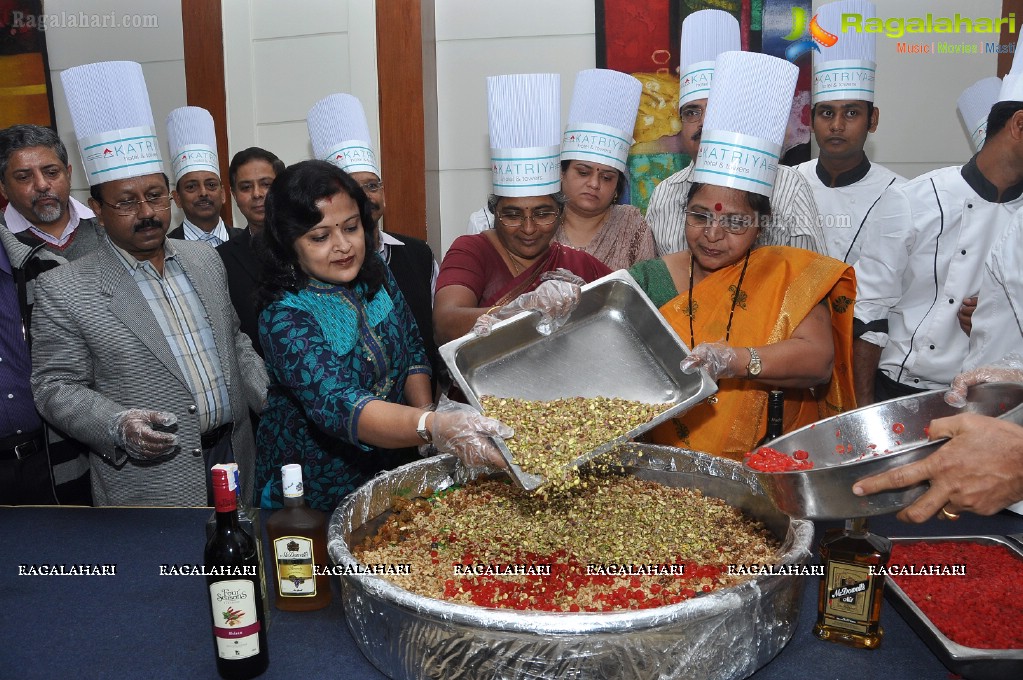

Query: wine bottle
265;464;332;611
205;467;270;679
757;390;785;446
813;517;892;649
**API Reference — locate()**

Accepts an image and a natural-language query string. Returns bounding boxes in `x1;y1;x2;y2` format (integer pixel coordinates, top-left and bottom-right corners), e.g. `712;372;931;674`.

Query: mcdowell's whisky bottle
813;517;891;649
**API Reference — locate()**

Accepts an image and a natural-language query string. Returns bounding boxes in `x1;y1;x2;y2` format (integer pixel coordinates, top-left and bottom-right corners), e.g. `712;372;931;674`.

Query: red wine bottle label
273;536;316;596
209;579;262;659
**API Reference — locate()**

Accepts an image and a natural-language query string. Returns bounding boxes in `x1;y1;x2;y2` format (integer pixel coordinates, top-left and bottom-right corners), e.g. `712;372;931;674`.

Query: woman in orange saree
629;183;857;461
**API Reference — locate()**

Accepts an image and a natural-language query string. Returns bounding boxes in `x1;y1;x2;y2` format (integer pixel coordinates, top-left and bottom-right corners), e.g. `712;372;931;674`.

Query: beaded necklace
687;249;751;349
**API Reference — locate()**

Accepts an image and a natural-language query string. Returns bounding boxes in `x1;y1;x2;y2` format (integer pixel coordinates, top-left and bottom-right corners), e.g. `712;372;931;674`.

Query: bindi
714;202;722;211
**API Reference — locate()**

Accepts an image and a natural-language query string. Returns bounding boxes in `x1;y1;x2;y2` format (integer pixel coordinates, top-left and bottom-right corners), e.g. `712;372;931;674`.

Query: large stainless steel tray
439;270;717;490
885;535;1023;680
328;445;813;680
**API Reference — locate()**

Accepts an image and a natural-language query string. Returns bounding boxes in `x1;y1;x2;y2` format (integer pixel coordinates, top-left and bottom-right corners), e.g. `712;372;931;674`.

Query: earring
612;192;619;203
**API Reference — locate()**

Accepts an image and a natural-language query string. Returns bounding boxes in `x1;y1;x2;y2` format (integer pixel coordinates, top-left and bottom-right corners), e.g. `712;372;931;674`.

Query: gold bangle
485;305;501;316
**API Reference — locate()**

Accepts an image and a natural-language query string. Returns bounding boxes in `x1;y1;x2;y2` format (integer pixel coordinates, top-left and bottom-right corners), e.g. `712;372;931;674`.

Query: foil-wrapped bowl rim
328;446;814;635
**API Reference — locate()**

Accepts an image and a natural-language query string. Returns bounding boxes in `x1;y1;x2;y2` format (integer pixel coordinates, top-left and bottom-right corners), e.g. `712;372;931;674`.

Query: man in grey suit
30;171;268;507
30;60;267;507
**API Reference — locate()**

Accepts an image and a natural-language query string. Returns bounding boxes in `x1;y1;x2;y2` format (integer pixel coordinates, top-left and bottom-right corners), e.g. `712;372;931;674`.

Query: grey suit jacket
30;238;268;506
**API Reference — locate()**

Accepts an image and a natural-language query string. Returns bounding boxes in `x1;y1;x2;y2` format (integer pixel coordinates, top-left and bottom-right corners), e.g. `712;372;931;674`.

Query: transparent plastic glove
945;353;1023;407
540;268;586;287
109;409;179;460
680;342;740;380
472;278;582;337
429;397;513;471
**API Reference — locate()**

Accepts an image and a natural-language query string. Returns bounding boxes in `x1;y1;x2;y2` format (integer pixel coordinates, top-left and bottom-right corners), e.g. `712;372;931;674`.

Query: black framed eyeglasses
102;194;173;217
495;209;560;228
683;210;754;235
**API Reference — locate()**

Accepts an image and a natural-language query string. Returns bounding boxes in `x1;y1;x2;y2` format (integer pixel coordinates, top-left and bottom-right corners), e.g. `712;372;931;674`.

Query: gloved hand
428;397;513;471
109;409;179;460
540;268;586;287
680;342;740;381
945;353;1023;407
472;279;582;337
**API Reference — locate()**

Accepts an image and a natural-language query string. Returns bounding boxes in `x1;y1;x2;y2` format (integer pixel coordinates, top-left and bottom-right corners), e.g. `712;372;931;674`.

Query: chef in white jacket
795;0;905;264
852;65;1023;406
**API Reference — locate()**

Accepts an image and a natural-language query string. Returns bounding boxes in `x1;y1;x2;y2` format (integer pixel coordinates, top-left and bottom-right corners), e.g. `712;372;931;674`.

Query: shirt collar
182;217;229;243
108;235;176;272
814;154;872;188
3;196;95;246
960;154;1023;203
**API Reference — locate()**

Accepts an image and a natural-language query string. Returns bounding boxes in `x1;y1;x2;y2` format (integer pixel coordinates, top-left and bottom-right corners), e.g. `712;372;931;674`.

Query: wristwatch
416;410;433;443
746;347;763;378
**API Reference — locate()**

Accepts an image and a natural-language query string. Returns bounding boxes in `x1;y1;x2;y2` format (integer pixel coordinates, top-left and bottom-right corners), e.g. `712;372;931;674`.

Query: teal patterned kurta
255;264;430;511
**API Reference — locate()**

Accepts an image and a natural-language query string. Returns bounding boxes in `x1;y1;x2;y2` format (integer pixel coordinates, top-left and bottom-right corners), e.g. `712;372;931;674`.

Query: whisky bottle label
209;579;261;659
273;535;317;596
822;559;874;633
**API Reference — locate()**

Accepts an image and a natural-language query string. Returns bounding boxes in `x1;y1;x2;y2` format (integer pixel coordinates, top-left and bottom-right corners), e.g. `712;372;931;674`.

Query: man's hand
110;409;179;460
852;413;1023;522
957;296;977;335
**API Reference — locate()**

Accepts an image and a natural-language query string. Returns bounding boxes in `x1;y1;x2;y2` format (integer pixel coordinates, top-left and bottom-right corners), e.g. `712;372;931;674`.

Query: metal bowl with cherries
745;382;1023;520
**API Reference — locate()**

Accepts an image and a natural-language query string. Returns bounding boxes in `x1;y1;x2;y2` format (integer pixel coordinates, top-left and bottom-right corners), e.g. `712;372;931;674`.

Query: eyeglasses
679;104;705;124
102;194;173;217
495;209;560;228
684;210;754;235
360;180;384;194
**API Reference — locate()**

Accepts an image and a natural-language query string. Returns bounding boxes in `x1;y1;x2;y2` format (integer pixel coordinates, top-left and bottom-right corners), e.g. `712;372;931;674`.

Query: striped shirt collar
3;196;95;246
108;235;177;273
182;217;230;244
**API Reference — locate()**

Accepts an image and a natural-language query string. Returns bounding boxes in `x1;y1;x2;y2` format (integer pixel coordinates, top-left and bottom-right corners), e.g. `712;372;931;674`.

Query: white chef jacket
854;159;1023;390
467;207;493;234
795;157;906;263
644;161;827;255
963;208;1023;372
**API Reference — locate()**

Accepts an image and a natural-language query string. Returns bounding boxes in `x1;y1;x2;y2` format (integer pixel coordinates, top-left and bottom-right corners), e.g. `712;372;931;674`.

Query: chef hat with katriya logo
61;61;164;185
307;93;381;177
166;106;219;184
562;69;642;174
958;77;1002;152
693;51;798;199
487;73;561;197
813;0;877;104
679;10;741;108
997;38;1023;103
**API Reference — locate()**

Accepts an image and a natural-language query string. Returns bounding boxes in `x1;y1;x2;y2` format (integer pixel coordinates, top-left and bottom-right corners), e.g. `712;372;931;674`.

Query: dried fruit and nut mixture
352;475;781;611
479;395;664;490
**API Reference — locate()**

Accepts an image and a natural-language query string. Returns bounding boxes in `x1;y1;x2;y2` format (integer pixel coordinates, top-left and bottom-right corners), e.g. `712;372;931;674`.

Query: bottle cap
211;467;236;512
282;464;304;498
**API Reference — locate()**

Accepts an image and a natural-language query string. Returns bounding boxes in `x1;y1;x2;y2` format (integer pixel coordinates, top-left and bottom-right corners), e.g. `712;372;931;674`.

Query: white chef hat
679;10;741;107
166;106;219;183
958;77;1002;152
693;51;799;198
813;0;877;104
561;69;642;173
487;73;561;197
60;61;163;185
307;93;381;176
998;38;1023;103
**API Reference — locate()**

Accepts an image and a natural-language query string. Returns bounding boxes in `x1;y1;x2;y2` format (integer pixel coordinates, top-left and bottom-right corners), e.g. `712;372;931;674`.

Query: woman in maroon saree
434;192;612;344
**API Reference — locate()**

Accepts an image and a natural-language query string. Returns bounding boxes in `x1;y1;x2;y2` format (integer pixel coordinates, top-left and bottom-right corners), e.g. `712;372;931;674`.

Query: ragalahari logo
783;6;839;62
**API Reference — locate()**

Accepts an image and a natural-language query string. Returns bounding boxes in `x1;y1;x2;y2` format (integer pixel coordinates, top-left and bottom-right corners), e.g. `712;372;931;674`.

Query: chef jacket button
929;344;935;350
948;298;955;304
967;203;973;208
188;405;197;414
961;249;966;255
192;447;202;456
913;379;920;383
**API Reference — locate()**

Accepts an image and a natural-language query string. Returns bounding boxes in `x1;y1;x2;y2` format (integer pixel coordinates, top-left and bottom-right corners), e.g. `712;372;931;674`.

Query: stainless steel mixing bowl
745;382;1023;520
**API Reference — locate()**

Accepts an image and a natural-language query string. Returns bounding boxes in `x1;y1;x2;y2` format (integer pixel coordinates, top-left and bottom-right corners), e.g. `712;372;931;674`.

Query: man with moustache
644;10;826;255
165;107;241;246
30;61;267;506
795;0;905;264
0;124;104;259
216;146;284;356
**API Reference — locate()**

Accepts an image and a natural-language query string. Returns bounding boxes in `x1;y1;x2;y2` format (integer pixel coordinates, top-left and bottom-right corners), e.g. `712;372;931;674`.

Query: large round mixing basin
328;446;813;680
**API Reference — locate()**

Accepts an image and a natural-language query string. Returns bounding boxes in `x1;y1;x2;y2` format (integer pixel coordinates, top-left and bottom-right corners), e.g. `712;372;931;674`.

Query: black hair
228;147;285;190
88;173;171;205
0;124;69;181
256;160;384;310
559;159;628;203
985;101;1023;139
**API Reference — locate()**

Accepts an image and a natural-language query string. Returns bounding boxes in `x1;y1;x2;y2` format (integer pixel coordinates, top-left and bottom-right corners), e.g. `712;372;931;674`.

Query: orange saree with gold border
651;246;857;461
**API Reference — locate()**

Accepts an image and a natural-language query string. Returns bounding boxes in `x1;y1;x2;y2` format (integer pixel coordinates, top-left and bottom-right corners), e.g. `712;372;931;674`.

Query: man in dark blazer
30;171;268;507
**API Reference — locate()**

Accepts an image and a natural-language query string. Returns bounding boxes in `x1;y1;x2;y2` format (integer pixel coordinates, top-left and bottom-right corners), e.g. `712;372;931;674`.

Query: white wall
42;0;185;219
814;0;1002;179
221;0;378;228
